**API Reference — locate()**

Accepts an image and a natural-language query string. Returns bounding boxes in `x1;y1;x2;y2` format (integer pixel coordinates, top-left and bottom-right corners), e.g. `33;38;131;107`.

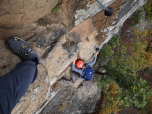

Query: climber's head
75;59;84;69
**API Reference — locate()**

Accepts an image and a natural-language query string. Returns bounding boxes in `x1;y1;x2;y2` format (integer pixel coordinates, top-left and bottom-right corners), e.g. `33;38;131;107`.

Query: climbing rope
84;0;113;64
85;16;109;64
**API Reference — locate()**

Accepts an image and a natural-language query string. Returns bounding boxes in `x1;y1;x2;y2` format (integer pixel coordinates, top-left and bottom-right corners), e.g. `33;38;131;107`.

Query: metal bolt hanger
96;0;113;16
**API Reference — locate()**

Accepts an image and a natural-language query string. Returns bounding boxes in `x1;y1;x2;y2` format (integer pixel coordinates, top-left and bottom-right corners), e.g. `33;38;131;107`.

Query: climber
0;36;39;114
71;52;98;84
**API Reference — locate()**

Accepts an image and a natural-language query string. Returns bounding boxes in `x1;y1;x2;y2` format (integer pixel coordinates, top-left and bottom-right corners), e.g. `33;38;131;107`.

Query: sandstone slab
0;0;58;28
40;80;101;114
70;18;94;39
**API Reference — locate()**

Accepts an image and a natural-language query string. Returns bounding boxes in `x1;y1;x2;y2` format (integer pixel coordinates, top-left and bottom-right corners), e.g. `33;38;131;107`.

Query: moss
58;103;68;112
51;5;61;14
37;18;49;26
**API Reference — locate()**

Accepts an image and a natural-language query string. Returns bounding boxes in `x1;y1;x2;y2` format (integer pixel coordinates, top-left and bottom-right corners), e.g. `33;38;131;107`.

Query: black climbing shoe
5;36;39;65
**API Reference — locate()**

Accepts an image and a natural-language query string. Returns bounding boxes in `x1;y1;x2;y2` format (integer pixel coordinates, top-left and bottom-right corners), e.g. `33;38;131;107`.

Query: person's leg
0;61;38;114
71;71;81;84
0;36;40;114
71;72;76;84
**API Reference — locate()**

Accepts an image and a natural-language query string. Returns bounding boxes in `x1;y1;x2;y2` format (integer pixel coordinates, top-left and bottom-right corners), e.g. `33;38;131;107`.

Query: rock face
0;0;146;114
0;0;58;28
39;80;101;114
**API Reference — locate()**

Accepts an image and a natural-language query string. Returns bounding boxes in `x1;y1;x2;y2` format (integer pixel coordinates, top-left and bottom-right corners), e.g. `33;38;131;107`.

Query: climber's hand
95;52;99;57
73;57;78;64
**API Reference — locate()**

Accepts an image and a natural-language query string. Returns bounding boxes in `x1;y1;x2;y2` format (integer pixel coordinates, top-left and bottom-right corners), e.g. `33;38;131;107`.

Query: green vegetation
128;9;143;26
144;0;152;21
51;5;61;14
97;83;121;114
37;18;45;25
96;33;152;111
58;103;68;112
95;3;152;114
37;18;49;26
145;94;152;113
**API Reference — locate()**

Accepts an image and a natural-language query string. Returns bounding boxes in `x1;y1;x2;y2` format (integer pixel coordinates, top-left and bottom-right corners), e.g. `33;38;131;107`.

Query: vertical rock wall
0;0;146;114
39;80;101;114
36;0;146;113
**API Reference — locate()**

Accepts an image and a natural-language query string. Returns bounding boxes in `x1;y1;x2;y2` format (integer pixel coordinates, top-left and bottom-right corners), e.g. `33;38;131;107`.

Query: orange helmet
75;59;84;69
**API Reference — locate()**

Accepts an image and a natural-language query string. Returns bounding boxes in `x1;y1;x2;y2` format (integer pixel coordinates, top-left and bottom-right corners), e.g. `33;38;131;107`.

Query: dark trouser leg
71;71;80;84
0;61;38;114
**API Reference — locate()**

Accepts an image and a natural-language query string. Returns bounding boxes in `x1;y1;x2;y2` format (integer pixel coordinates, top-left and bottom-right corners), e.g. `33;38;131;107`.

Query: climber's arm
72;58;83;76
87;52;98;67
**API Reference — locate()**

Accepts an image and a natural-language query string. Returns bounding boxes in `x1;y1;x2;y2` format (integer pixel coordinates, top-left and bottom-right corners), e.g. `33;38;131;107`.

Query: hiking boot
5;36;39;65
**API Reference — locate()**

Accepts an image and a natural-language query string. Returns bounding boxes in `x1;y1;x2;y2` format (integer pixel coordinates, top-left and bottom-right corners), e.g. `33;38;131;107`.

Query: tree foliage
127;29;150;70
144;0;152;21
145;94;152;113
128;9;143;26
97;33;152;109
98;83;121;114
51;5;61;14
